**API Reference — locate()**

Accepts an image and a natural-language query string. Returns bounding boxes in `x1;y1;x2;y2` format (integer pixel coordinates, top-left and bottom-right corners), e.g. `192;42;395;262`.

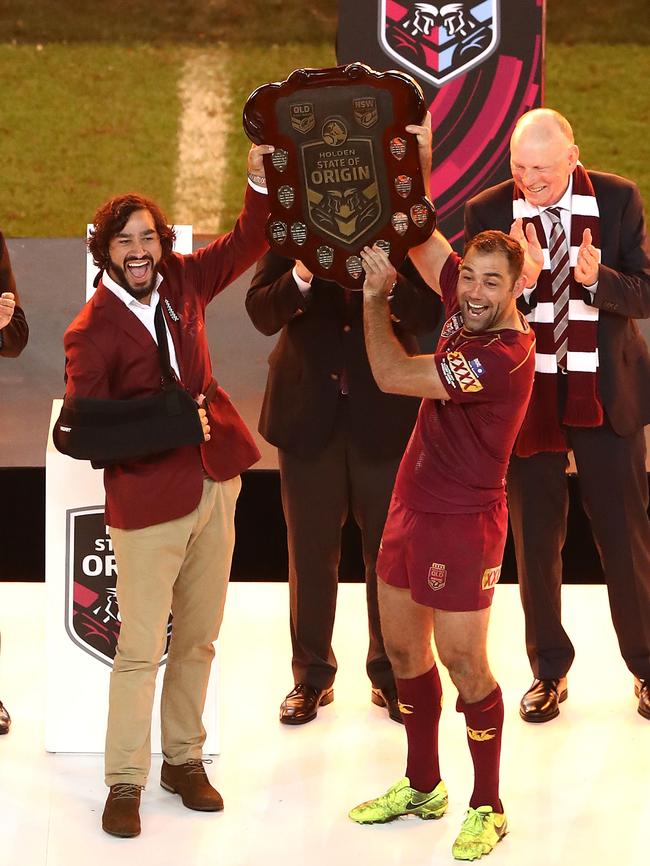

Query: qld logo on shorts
64;506;172;668
379;1;500;87
428;561;448;591
481;565;501;590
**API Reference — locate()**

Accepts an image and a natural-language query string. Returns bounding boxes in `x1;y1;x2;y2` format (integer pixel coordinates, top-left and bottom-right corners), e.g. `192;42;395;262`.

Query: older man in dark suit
246;252;440;725
465;108;650;723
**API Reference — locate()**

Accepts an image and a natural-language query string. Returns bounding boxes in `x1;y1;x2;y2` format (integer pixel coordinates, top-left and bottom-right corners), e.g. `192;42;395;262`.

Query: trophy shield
243;63;436;290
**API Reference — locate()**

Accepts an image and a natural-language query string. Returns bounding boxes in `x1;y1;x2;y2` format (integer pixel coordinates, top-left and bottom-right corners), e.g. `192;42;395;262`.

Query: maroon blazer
63;186;268;530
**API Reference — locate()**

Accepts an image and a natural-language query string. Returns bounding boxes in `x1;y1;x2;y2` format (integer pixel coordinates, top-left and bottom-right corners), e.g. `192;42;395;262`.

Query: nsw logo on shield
379;1;500;87
64;506;172;668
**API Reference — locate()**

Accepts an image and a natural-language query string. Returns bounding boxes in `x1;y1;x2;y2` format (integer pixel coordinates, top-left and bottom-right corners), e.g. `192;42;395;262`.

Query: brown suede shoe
160;759;224;811
101;783;143;838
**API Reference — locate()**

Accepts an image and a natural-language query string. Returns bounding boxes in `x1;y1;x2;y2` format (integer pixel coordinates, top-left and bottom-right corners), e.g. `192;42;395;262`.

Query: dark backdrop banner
337;0;545;249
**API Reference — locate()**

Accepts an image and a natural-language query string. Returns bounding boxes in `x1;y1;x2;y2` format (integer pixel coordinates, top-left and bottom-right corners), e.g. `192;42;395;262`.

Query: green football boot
452;805;508;860
348;777;448;824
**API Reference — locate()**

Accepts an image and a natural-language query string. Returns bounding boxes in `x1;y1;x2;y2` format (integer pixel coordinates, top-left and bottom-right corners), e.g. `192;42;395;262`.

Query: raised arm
361;245;449;400
245;251;310;336
403;113;454;295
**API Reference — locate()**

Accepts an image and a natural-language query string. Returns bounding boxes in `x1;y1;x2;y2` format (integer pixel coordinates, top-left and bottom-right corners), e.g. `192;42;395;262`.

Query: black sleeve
389;255;443;334
245;250;310;336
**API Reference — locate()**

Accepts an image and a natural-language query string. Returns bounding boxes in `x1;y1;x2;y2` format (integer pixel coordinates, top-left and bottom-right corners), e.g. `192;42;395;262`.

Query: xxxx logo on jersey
444;350;483;392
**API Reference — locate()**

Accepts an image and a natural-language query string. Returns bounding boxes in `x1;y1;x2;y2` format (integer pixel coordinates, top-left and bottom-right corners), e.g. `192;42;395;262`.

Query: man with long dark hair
63;143;272;837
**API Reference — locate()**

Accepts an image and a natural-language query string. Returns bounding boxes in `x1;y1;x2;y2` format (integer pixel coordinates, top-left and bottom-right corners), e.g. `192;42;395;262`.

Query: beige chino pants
104;475;241;787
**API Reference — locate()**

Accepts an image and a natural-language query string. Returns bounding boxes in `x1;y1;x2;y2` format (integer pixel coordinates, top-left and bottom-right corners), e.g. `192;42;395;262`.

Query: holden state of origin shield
243;63;436;289
64;506;172;668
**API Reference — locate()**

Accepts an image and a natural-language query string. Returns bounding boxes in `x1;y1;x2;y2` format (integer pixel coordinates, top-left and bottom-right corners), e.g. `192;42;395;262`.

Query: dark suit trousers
278;399;401;691
507;413;650;681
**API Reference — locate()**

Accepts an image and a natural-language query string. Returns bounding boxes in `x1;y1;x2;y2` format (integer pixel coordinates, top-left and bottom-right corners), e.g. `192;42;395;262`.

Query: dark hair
87;193;176;268
463;230;524;281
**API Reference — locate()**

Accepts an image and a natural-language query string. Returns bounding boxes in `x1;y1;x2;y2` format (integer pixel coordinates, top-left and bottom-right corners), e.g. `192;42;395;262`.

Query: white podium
45;400;220;753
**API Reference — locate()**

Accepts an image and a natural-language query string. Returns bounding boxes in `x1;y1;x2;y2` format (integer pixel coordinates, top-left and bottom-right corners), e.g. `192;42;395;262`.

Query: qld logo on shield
64;506;172;667
379;1;500;87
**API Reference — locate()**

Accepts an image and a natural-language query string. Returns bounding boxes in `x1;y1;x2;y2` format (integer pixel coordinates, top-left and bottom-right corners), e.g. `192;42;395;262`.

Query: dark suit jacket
64;186;268;530
464;171;650;437
246;252;441;460
0;231;28;357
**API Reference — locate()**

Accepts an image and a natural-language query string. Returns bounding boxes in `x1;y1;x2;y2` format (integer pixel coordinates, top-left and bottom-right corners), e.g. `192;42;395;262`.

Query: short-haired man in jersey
348;115;538;862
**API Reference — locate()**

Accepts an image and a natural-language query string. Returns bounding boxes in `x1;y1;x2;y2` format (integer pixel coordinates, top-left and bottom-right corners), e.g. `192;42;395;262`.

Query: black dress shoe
519;678;568;723
0;701;10;735
634;678;650;720
279;683;334;725
371;688;404;724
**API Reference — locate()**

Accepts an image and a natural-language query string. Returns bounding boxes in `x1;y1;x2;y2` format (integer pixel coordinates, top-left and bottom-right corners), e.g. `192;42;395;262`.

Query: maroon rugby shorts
377;495;508;611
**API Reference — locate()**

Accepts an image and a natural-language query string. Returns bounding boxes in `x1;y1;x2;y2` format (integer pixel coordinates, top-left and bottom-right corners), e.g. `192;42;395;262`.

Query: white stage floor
0;581;647;866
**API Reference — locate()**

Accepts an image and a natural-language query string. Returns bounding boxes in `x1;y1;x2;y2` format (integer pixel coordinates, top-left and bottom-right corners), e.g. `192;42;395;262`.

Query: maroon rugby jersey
394;252;535;513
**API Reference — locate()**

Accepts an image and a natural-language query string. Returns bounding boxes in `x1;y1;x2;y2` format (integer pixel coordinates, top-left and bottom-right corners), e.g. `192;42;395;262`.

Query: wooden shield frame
243;62;436;289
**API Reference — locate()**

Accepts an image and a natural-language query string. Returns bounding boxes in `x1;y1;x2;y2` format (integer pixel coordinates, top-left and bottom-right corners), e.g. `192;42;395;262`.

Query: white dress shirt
523;176;598;304
102;271;181;379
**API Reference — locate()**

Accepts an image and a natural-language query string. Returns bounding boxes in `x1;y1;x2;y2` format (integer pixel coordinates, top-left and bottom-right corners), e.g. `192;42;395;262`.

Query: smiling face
510;112;579;208
107;208;162;303
457;248;524;334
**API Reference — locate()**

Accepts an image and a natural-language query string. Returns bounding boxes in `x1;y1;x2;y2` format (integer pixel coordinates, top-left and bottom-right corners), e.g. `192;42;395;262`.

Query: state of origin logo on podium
64;507;172;667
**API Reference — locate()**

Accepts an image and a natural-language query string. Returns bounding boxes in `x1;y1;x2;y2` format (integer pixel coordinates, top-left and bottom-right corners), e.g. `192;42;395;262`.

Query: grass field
0;1;648;236
0;43;181;236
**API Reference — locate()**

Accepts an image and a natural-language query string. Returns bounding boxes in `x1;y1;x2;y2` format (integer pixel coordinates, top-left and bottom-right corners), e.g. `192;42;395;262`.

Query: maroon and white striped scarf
512;164;603;456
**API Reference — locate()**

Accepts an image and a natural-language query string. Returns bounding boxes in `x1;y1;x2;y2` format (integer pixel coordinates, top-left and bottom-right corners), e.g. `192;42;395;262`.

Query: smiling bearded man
64;142;274;838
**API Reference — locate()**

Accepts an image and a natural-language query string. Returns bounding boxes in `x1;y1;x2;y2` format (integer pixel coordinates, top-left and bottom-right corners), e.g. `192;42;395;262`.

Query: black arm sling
53;301;205;468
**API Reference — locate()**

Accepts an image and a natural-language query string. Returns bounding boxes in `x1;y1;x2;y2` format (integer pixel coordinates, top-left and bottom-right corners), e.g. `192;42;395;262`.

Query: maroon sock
457;684;504;810
396;665;442;793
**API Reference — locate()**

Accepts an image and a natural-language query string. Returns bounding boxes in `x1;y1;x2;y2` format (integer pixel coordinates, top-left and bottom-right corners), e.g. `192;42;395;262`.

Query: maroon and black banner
64;507;173;667
337;1;545;249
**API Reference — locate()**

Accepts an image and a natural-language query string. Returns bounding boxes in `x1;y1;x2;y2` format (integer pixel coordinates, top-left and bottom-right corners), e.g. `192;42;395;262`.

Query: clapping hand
574;228;599;286
0;292;16;329
510;219;544;288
